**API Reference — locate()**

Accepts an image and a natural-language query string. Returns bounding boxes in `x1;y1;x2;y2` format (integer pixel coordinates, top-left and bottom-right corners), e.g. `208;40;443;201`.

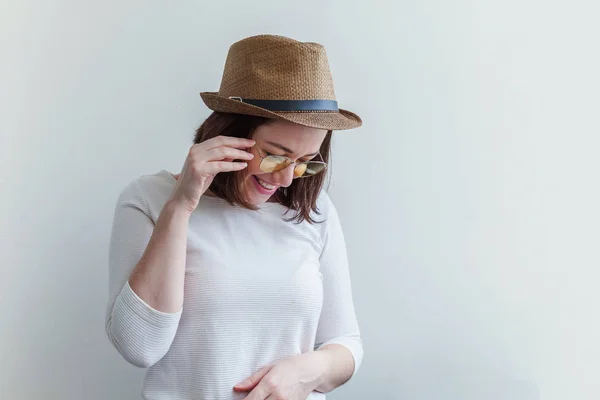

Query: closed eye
264;140;319;159
266;151;315;162
264;150;284;158
258;143;320;165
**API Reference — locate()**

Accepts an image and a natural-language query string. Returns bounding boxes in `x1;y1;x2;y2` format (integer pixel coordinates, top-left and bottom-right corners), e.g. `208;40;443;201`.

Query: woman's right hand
169;136;255;213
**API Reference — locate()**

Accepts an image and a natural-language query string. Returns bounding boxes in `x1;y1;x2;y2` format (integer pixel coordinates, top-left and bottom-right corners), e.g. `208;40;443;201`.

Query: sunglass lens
260;156;291;173
293;163;308;177
294;162;326;177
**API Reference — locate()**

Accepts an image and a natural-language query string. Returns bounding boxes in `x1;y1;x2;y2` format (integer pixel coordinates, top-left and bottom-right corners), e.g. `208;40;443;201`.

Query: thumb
233;364;272;391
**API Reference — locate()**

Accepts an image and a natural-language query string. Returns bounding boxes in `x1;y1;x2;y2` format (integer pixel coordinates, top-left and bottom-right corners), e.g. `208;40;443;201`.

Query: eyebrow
265;141;319;158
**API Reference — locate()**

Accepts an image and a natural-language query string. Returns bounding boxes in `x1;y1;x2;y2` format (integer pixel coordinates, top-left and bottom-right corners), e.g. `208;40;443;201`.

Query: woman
105;34;363;400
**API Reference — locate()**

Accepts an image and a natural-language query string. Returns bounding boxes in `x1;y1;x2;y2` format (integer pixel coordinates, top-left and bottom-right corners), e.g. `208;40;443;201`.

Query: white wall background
2;1;599;399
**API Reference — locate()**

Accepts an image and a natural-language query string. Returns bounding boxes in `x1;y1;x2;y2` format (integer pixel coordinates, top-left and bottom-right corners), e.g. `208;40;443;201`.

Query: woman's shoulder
307;190;345;251
311;189;341;227
315;189;337;214
114;170;176;215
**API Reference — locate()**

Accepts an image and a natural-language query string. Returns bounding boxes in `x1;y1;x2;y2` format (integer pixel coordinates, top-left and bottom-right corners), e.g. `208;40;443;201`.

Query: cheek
245;157;264;176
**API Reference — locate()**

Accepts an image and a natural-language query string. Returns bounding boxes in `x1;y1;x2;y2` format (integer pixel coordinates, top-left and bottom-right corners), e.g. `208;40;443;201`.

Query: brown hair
194;112;332;224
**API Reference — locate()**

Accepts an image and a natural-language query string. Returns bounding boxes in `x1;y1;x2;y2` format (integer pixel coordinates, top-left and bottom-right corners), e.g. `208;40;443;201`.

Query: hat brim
200;92;362;131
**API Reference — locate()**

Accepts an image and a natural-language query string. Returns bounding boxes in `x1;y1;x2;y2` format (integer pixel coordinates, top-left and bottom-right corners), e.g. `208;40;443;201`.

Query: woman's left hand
234;351;331;400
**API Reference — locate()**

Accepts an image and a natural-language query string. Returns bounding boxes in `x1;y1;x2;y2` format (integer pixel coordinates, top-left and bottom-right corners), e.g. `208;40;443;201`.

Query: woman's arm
314;343;356;392
105;181;188;368
312;193;364;384
106;137;255;368
127;199;191;313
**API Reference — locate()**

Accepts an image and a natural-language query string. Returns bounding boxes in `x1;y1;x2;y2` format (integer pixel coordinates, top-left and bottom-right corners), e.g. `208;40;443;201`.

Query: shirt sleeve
314;194;364;379
105;180;182;368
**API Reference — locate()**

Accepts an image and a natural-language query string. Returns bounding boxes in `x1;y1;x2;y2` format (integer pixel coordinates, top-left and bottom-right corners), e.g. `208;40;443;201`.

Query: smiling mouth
253;176;278;191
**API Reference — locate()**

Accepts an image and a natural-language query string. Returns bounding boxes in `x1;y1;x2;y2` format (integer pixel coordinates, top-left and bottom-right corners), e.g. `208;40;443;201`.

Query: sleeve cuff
115;281;182;327
107;282;182;367
317;336;364;378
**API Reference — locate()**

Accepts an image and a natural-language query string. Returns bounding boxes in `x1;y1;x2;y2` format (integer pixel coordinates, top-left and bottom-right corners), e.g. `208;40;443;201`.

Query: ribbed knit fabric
105;170;363;400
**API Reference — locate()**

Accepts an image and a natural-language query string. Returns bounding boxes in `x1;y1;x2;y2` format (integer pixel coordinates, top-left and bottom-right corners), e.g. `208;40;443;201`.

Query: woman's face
241;120;327;205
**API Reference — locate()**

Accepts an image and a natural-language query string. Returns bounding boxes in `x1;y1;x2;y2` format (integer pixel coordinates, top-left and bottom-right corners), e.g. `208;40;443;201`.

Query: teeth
256;177;276;190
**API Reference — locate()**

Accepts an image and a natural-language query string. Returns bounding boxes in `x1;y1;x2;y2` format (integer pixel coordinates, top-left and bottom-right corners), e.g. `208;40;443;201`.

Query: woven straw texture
200;35;361;130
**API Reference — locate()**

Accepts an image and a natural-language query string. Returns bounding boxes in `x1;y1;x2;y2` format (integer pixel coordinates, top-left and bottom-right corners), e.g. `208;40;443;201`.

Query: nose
271;164;295;188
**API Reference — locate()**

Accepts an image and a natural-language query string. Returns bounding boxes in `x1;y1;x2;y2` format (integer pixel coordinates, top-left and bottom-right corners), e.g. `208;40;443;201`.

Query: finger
241;382;271;400
202;136;256;151
204;161;248;174
205;147;254;162
234;365;272;392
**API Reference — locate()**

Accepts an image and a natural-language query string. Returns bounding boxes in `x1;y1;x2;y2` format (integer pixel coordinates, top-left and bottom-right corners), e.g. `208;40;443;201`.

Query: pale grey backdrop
2;1;599;399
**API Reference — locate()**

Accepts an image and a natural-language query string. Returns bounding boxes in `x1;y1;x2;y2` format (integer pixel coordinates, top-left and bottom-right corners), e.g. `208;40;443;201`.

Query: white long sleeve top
105;170;363;400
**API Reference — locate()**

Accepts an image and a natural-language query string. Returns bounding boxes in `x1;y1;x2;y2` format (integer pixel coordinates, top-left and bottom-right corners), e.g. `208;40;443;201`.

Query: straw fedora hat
200;34;362;131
